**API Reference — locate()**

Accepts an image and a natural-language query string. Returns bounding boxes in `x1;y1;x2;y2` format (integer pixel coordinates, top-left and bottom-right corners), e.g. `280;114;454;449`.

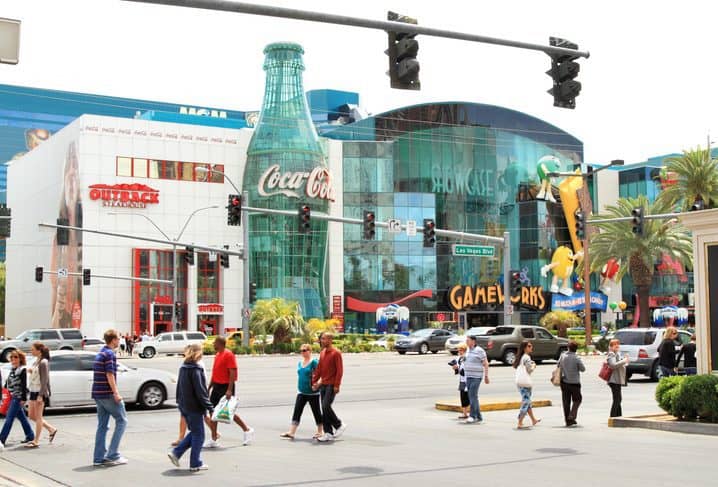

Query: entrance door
198;316;218;336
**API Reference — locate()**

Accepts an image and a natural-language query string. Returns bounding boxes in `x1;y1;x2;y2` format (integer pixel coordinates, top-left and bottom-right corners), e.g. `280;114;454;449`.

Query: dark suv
475;325;569;365
0;328;84;362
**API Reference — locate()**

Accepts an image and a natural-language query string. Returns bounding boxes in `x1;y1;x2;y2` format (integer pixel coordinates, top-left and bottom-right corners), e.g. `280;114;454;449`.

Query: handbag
598;361;612;381
515;363;533;388
0;387;11;416
550;367;562;387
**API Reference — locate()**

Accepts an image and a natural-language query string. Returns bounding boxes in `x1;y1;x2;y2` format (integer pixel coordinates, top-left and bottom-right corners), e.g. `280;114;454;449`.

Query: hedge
655;374;718;422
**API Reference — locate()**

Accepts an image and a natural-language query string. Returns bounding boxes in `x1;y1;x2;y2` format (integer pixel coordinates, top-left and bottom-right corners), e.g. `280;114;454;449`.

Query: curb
608;413;718;436
435;398;552;413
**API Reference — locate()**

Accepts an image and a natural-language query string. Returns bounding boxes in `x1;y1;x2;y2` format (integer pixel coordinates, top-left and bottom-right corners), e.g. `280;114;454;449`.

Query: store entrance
198;315;219;336
151;303;174;335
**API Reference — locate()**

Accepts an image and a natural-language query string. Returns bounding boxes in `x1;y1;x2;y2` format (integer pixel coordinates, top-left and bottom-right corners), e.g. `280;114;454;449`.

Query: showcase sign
448;284;547;311
431;163;495;198
258;164;336;202
89;183;160;209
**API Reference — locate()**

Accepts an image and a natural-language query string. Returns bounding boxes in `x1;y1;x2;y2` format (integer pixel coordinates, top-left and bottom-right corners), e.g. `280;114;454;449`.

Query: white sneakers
203;439;220;449
0;441;4;451
167;451;180;467
242;428;255;446
333;423;347;439
107;457;128;466
190;464;209;472
315;433;334;442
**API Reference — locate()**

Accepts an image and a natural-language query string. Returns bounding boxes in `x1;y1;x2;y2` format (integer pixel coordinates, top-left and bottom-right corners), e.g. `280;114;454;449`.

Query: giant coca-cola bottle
243;43;334;318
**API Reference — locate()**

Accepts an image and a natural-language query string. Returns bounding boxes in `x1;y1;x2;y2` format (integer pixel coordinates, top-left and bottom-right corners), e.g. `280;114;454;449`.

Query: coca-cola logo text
258;164;336;202
89;183;160;209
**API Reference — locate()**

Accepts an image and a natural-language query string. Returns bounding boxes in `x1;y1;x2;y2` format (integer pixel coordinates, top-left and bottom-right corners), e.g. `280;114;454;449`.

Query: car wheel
142;347;156;359
502;349;517;366
138;382;166;409
0;348;14;362
650;361;661;381
397;351;406;355
419;343;429;355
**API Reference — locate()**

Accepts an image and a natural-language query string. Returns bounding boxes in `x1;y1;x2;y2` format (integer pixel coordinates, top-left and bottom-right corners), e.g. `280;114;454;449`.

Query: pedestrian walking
119;335;126;357
558;340;585;427
311;333;345;442
126;335;134;357
657;327;679;378
280;343;323;440
462;335;490;424
206;336;254;448
513;341;541;429
26;342;57;448
677;334;697;375
607;338;629;418
172;348;207;446
0;351;35;449
92;329;128;466
449;343;469;420
168;344;213;472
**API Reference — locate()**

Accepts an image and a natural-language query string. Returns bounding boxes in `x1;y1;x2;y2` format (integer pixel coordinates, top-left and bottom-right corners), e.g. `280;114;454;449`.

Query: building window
133;248;187;335
197;252;220;303
117;157;131;176
116;157;224;184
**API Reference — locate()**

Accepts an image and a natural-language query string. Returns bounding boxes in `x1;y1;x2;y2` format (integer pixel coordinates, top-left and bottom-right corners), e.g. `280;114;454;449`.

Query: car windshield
410;329;433;337
488;326;514;336
13;331;28;340
615;330;656;346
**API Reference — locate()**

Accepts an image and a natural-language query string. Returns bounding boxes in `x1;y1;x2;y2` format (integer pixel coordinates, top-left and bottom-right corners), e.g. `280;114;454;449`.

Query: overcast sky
2;0;717;164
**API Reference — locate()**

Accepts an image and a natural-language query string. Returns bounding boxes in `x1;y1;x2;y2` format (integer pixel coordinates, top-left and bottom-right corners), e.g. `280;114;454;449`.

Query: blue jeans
659;366;675;378
518;386;532;419
0;397;34;444
172;411;205;469
466;377;483;421
93;398;128;464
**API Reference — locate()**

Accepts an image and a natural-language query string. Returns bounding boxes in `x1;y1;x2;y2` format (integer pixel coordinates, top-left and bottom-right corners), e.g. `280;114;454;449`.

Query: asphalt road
0;351;712;486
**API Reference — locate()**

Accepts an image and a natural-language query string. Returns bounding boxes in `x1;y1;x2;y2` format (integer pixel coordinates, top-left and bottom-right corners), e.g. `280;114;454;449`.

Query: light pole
110;205;219;331
196;166;250;346
547;158;624;347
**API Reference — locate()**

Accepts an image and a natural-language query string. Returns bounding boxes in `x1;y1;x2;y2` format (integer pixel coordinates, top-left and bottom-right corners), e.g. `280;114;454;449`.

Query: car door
48;354;87;407
431;330;450;350
156;334;174;354
519;328;538;354
80;354;134;401
40;330;62;351
533;328;556;358
172;333;187;353
676;331;692;368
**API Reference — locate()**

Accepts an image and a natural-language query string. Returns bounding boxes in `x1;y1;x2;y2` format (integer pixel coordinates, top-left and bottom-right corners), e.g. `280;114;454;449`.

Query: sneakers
333;423;347;439
190;464;209;472
465;417;477;424
203;439;220;449
167;451;180;468
242;428;255;446
106;457;128;466
0;441;4;451
315;433;334;442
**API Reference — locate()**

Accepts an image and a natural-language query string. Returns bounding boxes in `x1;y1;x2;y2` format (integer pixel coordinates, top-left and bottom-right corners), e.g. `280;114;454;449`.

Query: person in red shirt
205;337;254;447
311;333;345;442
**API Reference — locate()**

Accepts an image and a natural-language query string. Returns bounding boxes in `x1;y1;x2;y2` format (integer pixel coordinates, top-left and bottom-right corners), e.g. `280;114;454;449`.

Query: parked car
395;329;455;355
615;327;692;381
81;337;106;353
445;327;496;355
0;328;84;362
0;350;176;409
369;334;404;350
475;325;569;365
136;331;206;358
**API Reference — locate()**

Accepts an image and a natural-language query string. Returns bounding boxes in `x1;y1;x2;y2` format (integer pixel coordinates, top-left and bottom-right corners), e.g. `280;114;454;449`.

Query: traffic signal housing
631;207;644;236
547;37;581;109
227;194;242;226
510;270;522;295
0;205;11;238
363;211;376;240
57;217;69;245
35;266;43;283
298;205;311;234
575;210;586;240
690;198;705;211
249;282;257;303
83;268;91;286
422;218;436;247
183;246;195;266
220;253;229;269
386;11;420;90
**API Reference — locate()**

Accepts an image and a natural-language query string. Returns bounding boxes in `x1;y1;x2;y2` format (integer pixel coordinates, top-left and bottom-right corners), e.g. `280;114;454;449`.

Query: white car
445;327;496;354
369;334;405;349
81;337;105;353
136;331;206;359
0;350;176;409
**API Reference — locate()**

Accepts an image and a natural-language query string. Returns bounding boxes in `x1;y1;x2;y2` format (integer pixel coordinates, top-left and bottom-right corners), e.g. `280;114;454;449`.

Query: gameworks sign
448;284;548;311
89;183;160;209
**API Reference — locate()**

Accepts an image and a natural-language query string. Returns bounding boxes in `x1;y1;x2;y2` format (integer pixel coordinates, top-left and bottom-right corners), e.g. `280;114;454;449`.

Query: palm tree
588;195;693;327
657;146;718;211
249;298;306;344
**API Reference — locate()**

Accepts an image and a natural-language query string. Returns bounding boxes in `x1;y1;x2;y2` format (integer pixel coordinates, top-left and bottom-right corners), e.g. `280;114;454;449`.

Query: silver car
0;328;84;362
445;327;496;355
615;328;692;381
136;331;206;359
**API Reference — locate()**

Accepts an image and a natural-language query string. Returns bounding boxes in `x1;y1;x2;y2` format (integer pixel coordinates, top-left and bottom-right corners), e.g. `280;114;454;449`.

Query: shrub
655;376;686;414
656;374;718;422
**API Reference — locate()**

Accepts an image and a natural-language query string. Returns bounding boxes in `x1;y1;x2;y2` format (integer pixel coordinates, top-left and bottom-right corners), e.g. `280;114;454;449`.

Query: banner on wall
551;292;608;312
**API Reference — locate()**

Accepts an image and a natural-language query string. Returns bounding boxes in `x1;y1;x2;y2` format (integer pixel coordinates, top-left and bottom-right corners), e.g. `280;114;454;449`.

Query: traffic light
83;268;91;286
57;217;69;246
227;194;241;226
575;210;586;239
547;37;581;109
631;207;644;236
298;205;311;234
422;218;436;247
220;253;229;269
363;211;376;240
183;246;195;265
690;198;705;211
249;282;257;303
174;301;182;319
511;270;522;295
0;205;11;238
35;266;43;283
386;11;420;90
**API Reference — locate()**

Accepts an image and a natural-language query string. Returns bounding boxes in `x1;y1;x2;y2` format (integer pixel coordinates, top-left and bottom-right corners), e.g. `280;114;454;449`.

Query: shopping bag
211;395;239;424
0;388;11;416
515;364;532;388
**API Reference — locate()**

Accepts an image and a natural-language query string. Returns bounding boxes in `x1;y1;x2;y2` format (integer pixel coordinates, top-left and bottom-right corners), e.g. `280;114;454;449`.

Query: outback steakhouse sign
89;183;160;208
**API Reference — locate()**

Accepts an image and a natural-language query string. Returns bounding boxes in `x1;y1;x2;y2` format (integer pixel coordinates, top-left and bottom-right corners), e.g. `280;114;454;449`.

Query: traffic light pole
502;231;511;326
38;269;171;285
241;191;250;346
124;0;589;59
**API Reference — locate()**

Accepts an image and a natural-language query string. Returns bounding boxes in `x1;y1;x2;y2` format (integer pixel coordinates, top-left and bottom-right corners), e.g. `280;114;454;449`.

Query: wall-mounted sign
89;183;159;209
448;284;547;312
197;303;224;315
257;164;336;202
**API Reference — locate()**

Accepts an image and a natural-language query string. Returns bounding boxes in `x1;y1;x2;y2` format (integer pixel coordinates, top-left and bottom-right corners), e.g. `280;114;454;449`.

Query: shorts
210;383;230;407
29;392;50;406
459;389;470;408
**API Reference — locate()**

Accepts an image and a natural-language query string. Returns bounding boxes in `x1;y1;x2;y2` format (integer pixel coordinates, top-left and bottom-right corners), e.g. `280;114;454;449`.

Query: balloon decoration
540;246;583;296
609;302;618;311
618;301;627;311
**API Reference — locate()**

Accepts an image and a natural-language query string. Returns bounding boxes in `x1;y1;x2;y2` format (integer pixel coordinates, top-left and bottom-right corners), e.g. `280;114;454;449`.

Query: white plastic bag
211;395;240;424
515;364;532;388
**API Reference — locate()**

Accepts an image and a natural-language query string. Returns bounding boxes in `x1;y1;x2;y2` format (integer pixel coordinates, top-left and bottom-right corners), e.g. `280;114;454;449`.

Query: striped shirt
92;346;117;399
464;345;487;378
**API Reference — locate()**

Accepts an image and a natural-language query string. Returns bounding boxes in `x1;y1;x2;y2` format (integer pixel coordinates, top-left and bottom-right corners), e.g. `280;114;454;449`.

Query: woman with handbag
558;341;585;427
607;338;630;417
0;351;35;449
513;341;541;429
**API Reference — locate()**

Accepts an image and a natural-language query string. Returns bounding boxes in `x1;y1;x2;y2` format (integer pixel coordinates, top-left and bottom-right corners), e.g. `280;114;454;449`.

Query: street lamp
545;158;624;348
110;205;219;331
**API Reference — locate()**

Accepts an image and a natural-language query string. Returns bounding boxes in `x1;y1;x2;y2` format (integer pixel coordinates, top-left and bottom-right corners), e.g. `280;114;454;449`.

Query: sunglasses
300;348;310;352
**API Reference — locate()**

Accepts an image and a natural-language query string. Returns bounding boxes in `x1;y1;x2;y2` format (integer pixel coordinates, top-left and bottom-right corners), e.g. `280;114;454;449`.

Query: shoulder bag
515;363;533;388
598;360;612;381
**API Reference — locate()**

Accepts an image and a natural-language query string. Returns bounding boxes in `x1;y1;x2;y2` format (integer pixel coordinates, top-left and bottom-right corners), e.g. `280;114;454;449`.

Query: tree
539;310;581;338
249;298;306;344
588;195;693;327
657;146;718;211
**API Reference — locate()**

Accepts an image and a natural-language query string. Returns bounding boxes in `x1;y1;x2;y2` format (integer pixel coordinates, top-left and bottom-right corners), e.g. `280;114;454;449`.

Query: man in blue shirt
463;336;490;424
92;329;128;466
